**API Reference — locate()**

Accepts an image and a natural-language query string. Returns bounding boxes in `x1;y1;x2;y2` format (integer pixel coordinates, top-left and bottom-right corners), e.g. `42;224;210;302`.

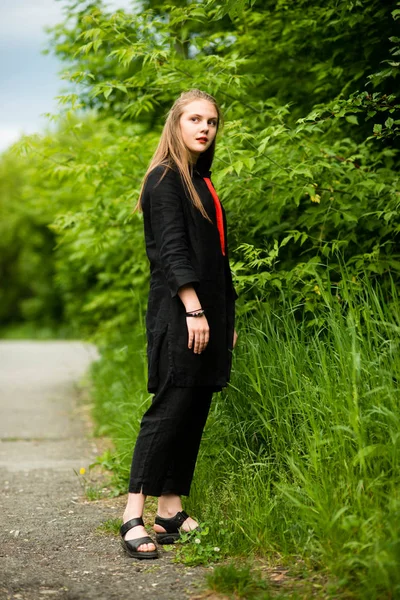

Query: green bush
2;0;398;338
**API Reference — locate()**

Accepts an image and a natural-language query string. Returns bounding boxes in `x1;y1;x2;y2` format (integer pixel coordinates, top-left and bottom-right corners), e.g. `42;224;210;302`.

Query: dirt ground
0;341;210;600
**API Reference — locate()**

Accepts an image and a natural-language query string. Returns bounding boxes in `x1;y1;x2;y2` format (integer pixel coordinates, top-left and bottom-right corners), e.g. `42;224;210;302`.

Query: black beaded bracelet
185;309;205;317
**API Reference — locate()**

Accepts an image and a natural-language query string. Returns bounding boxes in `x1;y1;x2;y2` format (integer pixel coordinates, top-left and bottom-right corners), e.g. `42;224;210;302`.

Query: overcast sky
0;0;135;153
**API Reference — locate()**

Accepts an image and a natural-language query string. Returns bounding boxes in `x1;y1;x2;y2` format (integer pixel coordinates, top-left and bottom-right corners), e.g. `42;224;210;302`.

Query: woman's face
179;99;218;163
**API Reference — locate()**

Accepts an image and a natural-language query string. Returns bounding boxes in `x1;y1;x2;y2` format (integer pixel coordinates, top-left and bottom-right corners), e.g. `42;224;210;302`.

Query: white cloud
0;0;65;41
0;125;38;153
0;0;138;153
0;0;137;42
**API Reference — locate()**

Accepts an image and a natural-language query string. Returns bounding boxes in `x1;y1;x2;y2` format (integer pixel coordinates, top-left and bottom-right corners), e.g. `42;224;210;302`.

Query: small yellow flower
313;285;321;295
310;194;321;203
79;467;86;475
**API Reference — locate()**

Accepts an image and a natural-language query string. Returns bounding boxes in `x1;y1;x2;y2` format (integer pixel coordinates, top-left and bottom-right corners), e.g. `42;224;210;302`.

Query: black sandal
120;516;159;559
154;510;200;545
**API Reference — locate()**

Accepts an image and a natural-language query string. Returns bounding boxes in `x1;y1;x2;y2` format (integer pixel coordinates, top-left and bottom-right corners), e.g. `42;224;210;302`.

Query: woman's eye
190;117;217;125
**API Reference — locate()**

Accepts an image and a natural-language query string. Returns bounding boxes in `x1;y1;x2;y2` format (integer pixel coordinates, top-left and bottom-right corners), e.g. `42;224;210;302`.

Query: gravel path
0;341;208;600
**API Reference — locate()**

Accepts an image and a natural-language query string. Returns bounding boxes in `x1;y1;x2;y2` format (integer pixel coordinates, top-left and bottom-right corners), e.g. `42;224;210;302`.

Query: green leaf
114;84;128;94
233;161;244;176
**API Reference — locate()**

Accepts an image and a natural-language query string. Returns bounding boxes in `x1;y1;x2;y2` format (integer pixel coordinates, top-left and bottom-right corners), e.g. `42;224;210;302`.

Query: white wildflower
194;538;201;544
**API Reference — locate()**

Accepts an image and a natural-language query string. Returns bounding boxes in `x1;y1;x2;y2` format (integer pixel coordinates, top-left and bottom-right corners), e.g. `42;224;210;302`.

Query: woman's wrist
186;308;205;317
177;284;202;313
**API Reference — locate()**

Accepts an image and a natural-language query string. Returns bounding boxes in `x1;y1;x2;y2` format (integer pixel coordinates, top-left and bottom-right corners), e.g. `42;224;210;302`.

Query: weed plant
90;271;400;599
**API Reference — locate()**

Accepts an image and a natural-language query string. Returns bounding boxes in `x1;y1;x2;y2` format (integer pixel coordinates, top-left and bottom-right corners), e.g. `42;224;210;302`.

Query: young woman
120;89;238;559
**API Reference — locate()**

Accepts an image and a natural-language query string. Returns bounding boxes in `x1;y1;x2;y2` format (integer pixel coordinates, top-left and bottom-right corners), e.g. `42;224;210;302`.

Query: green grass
207;562;272;599
96;518;122;535
89;271;400;599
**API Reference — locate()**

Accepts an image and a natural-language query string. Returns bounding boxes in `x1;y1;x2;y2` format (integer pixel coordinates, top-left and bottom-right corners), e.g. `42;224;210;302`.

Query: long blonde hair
132;89;223;223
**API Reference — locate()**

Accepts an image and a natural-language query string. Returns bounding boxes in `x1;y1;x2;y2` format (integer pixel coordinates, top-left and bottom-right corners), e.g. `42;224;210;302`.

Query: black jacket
141;162;238;392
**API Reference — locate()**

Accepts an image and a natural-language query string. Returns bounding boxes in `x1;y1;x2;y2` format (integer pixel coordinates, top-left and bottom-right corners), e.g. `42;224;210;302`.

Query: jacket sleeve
149;173;200;298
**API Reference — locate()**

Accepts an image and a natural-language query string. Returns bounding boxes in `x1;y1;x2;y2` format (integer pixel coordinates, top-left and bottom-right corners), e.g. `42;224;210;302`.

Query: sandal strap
120;516;144;538
154;510;190;533
124;535;155;552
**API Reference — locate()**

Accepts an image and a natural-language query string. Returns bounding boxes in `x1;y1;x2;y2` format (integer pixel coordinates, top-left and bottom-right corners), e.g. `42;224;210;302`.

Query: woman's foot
122;491;156;554
153;494;199;536
122;512;156;553
153;513;199;534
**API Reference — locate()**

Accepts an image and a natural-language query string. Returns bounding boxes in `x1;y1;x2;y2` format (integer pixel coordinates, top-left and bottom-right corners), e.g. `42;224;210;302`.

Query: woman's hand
233;328;238;349
178;284;210;354
187;315;210;354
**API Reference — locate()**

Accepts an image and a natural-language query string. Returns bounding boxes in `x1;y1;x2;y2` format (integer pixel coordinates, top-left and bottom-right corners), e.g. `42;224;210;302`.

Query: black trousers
128;333;214;497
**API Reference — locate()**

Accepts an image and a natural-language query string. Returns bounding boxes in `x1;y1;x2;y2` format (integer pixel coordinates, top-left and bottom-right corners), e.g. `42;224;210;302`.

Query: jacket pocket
147;325;169;391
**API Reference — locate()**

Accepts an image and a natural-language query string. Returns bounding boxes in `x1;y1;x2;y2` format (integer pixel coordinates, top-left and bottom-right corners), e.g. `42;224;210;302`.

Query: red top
203;177;226;256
